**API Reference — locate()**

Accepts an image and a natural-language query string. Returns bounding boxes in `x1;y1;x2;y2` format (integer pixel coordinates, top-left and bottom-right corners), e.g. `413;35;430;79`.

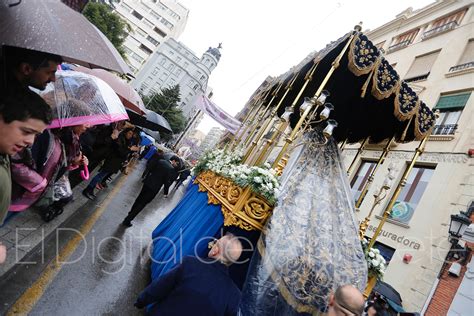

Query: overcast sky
176;0;435;134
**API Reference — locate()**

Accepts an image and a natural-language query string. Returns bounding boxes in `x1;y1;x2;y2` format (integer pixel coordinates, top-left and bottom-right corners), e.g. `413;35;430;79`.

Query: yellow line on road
7;174;129;316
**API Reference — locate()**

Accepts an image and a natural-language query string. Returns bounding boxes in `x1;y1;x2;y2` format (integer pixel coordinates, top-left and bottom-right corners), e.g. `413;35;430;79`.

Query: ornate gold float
194;170;274;231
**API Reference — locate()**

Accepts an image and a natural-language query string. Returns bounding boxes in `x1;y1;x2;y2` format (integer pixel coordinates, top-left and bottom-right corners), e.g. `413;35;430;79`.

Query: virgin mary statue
239;129;368;315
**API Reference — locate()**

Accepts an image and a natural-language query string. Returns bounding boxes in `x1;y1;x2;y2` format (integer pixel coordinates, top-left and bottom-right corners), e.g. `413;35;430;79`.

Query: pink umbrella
72;65;147;115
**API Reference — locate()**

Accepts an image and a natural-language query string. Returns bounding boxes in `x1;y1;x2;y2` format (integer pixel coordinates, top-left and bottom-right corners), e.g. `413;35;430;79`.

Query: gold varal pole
355;136;395;208
368;136;429;249
253;62;319;166
245;72;300;164
346;137;369;176
339;138;348;151
242;81;284;148
271;29;359;169
233;86;274;149
229;97;264;150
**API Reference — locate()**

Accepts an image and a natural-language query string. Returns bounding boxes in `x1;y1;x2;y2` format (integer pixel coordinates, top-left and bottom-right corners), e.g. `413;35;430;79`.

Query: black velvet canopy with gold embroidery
259;32;436;144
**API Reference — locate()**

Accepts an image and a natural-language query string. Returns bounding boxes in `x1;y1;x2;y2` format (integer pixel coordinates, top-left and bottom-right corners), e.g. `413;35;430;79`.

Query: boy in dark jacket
122;156;180;227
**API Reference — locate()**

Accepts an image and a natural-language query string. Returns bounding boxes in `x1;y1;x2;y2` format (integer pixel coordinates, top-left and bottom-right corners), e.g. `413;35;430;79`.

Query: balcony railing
449;61;474;73
387;40;412;54
422;21;458;40
432;124;457;135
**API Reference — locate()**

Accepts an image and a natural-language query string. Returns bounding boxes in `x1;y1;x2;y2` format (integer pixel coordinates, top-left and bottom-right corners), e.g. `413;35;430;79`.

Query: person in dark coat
134;234;243;316
82;128;137;199
121;156;180;227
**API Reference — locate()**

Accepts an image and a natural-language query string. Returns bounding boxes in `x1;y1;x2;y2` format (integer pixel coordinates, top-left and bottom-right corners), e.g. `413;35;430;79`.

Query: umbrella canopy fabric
140;131;155;146
126;109;173;134
38;70;128;128
374;281;403;306
71;65;146;114
262;31;436;144
0;0;131;75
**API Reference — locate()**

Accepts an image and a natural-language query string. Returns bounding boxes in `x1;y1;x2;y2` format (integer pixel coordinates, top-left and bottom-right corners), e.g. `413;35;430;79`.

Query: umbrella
126;109;173;134
373;281;403;306
70;65;146;114
140;131;155;146
0;0;130;75
38;70;128;128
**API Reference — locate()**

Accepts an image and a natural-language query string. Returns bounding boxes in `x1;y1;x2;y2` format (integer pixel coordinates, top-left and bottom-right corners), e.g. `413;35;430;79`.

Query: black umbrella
374;281;403;306
126;109;173;134
0;0;131;75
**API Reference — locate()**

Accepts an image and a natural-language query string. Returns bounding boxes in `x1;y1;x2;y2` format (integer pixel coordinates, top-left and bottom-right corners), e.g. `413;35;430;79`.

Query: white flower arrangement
361;238;387;280
193;148;280;205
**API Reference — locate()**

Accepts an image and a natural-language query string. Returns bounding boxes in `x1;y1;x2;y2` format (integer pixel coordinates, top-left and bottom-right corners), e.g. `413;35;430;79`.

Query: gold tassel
361;69;375;98
400;116;413;142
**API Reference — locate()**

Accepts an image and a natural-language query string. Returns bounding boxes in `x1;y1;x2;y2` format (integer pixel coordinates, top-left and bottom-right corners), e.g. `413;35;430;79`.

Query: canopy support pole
271;30;358;169
368;136;428;249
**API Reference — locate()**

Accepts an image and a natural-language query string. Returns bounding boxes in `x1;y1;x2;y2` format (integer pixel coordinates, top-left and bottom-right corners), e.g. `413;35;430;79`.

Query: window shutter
404;51;440;79
434;92;471;110
458;40;474;65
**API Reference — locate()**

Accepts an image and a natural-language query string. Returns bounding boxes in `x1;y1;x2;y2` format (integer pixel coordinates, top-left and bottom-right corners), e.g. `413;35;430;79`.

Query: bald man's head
328;285;365;316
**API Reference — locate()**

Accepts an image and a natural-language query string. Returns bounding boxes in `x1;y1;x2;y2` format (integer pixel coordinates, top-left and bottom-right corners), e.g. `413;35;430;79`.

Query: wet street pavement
0;161;188;315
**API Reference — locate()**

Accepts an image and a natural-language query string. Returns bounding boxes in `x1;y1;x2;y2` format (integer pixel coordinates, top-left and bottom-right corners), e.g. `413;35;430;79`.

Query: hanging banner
196;95;241;134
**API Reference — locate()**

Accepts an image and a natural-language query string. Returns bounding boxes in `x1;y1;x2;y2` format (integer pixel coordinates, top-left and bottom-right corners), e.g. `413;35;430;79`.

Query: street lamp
449;213;471;241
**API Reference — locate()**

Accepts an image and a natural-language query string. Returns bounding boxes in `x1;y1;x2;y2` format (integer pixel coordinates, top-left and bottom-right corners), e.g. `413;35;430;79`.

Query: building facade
345;0;473;312
132;38;222;120
113;0;189;73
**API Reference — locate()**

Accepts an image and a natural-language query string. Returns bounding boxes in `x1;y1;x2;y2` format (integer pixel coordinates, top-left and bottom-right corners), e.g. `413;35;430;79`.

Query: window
139;44;153;55
193;84;199;91
154;27;167;38
150;10;162;21
449;39;474;73
166;64;175;71
159;58;166;66
200;75;206;82
141;2;152;12
404;50;440;82
176;56;182;62
135;27;147;37
432;92;471;135
151;68;159;75
433;9;466;27
350;160;376;202
387;28;419;53
375;41;385;50
184;62;189;68
175;68;182;76
130;53;144;64
160;73;168;80
120;2;133;12
132;11;143;20
146;35;159;46
142;19;154;29
161;17;173;29
388;165;435;224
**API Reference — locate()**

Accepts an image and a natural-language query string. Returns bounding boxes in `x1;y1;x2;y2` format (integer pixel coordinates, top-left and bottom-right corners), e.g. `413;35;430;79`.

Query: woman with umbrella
82;127;138;199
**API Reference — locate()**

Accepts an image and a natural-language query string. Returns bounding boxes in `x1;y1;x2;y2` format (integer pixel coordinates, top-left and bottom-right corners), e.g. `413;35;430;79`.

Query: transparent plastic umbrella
37;70;129;128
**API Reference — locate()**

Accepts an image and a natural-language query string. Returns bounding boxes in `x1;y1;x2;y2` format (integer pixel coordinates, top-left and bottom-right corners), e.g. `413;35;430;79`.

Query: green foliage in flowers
361;238;387;280
193;149;281;205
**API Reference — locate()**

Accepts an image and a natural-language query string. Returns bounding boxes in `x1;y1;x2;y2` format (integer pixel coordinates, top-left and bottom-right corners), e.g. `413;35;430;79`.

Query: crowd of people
0;47;185;262
0;47;400;316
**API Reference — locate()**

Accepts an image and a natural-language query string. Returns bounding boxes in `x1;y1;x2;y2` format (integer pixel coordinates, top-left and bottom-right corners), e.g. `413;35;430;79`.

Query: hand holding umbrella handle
80;164;90;180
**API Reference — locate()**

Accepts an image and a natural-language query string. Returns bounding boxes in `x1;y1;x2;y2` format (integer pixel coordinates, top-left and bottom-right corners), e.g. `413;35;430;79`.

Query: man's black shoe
121;220;132;228
82;188;96;200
